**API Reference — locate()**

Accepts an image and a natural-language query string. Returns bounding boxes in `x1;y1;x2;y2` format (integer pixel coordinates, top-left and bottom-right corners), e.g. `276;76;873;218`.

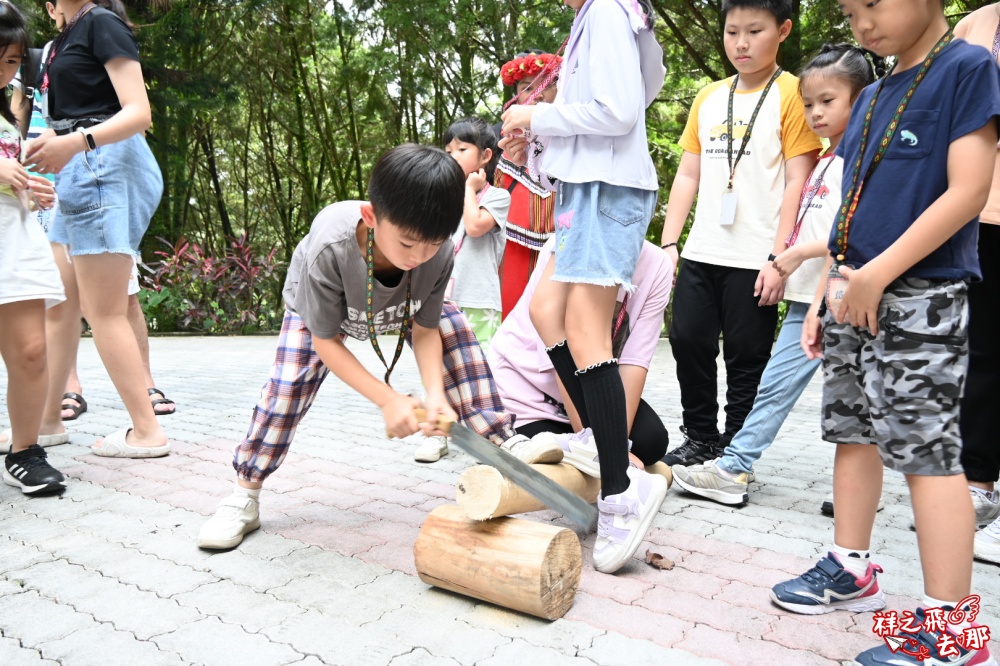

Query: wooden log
456;463;599;521
456;461;673;521
413;505;581;620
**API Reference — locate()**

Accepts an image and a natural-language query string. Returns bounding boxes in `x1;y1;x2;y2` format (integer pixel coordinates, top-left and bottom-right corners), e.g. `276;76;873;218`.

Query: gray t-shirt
282;201;454;340
449;185;510;311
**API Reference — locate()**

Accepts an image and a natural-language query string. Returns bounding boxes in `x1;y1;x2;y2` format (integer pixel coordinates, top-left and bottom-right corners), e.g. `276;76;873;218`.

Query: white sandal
91;428;170;459
1;428;70;454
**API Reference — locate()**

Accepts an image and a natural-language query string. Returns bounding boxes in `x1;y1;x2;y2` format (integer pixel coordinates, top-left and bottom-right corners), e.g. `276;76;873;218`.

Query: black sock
578;359;630;498
545;340;590;429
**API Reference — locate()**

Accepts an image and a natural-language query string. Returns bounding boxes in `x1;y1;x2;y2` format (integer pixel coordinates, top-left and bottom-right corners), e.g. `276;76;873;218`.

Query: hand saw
415;409;597;530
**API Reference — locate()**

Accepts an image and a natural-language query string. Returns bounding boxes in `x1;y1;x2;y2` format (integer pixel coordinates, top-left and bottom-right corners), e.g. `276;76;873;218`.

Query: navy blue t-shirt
832;40;1000;280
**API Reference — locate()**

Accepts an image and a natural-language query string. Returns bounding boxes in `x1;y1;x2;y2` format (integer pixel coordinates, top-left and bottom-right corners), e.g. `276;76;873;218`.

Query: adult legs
718;266;779;440
0;300;49;452
73;253;165;448
669;259;722;439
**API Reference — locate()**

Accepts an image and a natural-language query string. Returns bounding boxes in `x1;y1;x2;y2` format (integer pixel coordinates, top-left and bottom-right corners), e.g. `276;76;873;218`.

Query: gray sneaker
198;491;261;550
671;459;749;506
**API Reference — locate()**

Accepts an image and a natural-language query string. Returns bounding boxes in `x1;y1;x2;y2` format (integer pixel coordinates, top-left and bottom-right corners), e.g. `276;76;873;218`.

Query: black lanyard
727;67;783;190
365;228;411;386
833;31;953;261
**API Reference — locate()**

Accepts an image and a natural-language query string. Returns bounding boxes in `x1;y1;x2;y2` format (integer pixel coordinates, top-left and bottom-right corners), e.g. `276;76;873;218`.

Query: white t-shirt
785;154;843;303
449;185;510;311
678;72;822;270
488;239;671;426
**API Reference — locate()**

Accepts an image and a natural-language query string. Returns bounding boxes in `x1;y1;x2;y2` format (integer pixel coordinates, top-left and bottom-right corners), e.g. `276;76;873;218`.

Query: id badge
826;275;848;321
720;190;738;226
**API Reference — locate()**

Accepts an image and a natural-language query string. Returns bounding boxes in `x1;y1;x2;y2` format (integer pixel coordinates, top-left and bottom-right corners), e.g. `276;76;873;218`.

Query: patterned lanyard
992;10;1000;60
727;67;783;190
833;30;953;261
40;2;97;94
786;152;835;246
365;227;411;385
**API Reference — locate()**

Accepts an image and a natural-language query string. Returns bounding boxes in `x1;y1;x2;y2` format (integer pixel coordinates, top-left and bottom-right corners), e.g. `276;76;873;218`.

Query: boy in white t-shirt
660;0;820;468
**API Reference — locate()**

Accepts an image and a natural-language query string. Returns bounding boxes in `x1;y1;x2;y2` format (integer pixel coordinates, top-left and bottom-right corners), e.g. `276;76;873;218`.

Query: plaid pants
234;302;516;482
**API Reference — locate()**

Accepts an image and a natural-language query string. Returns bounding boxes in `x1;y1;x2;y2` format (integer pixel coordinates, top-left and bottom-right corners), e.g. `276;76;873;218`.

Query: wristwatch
76;127;97;152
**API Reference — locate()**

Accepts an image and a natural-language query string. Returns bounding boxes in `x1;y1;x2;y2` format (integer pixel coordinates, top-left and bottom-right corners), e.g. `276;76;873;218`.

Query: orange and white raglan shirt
678;71;821;270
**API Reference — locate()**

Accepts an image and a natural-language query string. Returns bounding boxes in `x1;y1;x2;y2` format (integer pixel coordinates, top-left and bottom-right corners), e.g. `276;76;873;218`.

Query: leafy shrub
142;235;284;334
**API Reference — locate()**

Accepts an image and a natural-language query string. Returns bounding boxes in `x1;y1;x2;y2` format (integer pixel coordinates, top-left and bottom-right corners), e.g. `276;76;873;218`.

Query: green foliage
21;0;998;333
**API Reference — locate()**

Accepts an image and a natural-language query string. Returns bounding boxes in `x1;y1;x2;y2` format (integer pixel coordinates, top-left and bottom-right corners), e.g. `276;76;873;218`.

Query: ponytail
799;43;878;100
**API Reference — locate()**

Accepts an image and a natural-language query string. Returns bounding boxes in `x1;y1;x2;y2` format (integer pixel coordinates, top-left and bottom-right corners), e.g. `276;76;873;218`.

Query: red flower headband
500;53;562;88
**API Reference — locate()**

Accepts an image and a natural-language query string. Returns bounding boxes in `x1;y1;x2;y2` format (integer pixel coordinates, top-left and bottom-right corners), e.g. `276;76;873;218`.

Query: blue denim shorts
48;133;163;258
552;181;657;291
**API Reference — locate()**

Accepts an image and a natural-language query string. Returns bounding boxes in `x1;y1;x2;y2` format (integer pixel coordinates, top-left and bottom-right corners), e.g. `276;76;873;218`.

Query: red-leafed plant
141;235;284;333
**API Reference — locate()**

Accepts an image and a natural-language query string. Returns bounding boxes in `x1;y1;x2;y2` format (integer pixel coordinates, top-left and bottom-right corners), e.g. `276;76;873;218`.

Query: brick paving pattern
1;335;997;665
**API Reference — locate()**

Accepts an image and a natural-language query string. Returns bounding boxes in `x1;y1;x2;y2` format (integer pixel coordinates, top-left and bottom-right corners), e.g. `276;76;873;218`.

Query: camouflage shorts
821;276;969;476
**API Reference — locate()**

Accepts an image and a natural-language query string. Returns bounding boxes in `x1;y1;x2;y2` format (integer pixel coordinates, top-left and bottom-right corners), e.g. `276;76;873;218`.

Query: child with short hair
442;116;509;350
198;145;496;549
672;44;873;506
771;2;1000;663
500;0;667;574
660;0;821;468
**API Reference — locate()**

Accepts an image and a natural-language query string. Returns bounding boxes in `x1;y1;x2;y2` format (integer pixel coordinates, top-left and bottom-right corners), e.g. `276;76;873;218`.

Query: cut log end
455;465;506;520
414;505;582;620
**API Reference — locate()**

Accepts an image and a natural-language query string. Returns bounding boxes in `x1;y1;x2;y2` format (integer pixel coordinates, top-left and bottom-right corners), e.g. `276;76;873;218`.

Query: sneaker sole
3;470;66;496
673;473;747;506
769;588;886;615
414;445;449;463
562;451;601;478
197;517;262;550
974;539;1000;565
594;475;668;574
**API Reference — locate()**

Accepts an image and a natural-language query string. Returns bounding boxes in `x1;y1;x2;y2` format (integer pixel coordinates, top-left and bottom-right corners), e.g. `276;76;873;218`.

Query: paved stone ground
1;335;997;666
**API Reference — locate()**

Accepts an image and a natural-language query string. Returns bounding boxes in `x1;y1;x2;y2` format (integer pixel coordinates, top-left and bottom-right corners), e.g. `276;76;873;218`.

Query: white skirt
0;195;65;308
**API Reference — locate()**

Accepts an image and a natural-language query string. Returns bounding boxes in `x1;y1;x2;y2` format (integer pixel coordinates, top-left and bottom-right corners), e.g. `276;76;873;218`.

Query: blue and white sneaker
853;607;997;665
771;552;886;615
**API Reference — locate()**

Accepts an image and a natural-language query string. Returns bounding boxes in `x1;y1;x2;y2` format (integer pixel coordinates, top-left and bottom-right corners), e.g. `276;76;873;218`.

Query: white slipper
91;428;170;459
1;428;70;454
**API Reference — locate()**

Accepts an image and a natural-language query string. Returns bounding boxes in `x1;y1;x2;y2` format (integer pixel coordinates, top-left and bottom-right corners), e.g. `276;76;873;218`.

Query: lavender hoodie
530;0;665;191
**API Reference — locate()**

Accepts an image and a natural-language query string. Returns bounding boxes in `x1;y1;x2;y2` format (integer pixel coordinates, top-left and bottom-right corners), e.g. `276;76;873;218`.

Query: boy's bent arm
311;335;420;438
841;123;998;333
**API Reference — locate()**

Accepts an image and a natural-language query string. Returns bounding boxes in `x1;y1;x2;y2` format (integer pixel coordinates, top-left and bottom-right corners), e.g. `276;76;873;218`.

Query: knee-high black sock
578;359;630;498
545;340;590;429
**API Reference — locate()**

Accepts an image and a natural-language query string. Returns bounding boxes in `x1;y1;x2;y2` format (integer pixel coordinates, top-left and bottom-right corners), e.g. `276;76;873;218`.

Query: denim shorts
48;133;163;258
552;181;657;291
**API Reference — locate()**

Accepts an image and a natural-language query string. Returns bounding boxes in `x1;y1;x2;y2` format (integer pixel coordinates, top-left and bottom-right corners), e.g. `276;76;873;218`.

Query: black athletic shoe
661;427;724;467
4;445;66;495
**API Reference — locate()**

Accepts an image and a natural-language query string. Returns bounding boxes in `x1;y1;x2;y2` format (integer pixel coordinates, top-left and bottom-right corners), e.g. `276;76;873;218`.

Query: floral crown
500;53;562;88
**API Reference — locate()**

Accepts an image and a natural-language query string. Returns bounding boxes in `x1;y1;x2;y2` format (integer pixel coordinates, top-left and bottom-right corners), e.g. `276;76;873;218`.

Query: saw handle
413;408;454;435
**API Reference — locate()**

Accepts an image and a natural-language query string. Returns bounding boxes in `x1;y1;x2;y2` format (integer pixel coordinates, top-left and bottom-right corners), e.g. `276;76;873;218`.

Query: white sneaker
414;436;448;463
593;466;668;573
198;491;261;550
555;428;600;478
970;488;1000;530
500;433;563;464
974;514;1000;565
